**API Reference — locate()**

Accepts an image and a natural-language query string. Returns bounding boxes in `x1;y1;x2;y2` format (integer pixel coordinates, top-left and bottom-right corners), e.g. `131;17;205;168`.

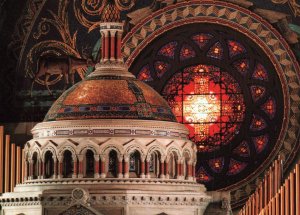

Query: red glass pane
207;42;223;59
228;40;246;58
180;44;196;61
208;157;224;173
192;33;213;49
233;59;249;75
227;159;247;175
252;134;269;153
233;141;250;157
250;114;267;131
253;63;268;81
154;61;170;77
250;85;266;102
197;167;212;182
157;41;177;59
137;65;153;82
261;97;276;119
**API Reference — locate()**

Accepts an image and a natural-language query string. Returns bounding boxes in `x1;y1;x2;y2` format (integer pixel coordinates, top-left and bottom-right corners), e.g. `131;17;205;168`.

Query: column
110;30;116;61
72;158;77;179
160;157;165;179
100;155;106;178
176;160;181;179
40;160;45;179
39;159;43;179
57;156;63;179
165;158;169;179
104;31;109;62
53;157;57;179
140;156;145;179
29;161;33;180
116;31;122;60
145;158;150;179
187;161;193;181
94;155;100;178
193;162;197;181
118;155;123;178
124;157;129;178
78;155;83;178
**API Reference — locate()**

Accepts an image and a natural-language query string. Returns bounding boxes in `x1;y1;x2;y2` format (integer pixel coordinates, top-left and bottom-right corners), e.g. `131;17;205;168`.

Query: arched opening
62;150;73;178
32;152;38;179
149;151;161;178
129;150;141;178
107;150;118;178
85;149;95;178
168;152;178;179
44;151;54;179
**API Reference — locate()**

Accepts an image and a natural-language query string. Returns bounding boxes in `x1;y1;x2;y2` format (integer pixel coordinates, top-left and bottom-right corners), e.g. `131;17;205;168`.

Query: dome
44;68;176;122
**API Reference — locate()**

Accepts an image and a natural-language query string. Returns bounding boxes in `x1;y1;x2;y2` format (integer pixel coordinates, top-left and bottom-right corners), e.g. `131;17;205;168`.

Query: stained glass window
137;65;153;82
180;44;196;61
207;42;223;59
154;61;170;77
208;157;224;173
192;34;213;49
228;40;246;58
157;41;177;59
131;23;283;190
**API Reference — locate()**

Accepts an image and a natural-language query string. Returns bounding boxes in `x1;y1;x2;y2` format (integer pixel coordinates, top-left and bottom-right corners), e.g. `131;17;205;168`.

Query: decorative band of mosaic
33;128;188;139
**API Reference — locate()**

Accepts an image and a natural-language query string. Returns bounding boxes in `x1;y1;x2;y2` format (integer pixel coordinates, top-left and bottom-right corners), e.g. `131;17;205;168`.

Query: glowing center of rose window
184;94;220;123
163;65;245;152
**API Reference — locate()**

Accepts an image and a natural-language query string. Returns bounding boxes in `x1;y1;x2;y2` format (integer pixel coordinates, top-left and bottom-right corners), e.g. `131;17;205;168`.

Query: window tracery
131;24;284;189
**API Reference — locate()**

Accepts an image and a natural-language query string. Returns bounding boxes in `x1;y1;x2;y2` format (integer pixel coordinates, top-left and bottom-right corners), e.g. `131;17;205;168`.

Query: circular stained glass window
130;23;284;190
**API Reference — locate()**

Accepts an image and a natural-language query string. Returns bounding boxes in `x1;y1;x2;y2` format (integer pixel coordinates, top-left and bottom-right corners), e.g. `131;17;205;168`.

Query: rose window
130;24;284;190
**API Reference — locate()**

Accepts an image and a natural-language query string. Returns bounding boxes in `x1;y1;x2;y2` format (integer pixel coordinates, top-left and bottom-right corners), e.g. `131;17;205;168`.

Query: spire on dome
89;0;136;77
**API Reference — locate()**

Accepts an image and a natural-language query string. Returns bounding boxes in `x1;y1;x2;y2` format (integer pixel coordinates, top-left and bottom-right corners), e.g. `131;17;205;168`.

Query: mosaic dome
44;72;176;122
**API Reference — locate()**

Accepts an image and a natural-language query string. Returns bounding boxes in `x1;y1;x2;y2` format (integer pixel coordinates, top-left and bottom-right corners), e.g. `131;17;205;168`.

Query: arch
84;149;95;178
42;146;57;161
101;145;122;158
167;150;180;179
129;150;141;178
29;147;41;161
125;144;146;159
79;145;98;156
44;150;54;179
182;147;193;161
58;145;77;161
62;150;73;178
166;147;182;162
146;145;165;161
107;149;118;178
146;145;165;178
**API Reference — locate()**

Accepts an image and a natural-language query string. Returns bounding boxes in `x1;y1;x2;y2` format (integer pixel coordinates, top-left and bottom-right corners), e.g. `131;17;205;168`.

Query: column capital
94;155;100;161
118;154;123;162
78;154;84;161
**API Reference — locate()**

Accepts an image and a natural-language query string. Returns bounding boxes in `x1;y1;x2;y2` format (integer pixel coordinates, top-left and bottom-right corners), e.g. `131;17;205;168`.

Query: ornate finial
99;0;136;18
100;0;121;22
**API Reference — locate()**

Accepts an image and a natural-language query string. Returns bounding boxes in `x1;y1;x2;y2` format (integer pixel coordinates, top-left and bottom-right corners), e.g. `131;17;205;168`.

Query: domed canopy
44;4;177;123
44;74;176;122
